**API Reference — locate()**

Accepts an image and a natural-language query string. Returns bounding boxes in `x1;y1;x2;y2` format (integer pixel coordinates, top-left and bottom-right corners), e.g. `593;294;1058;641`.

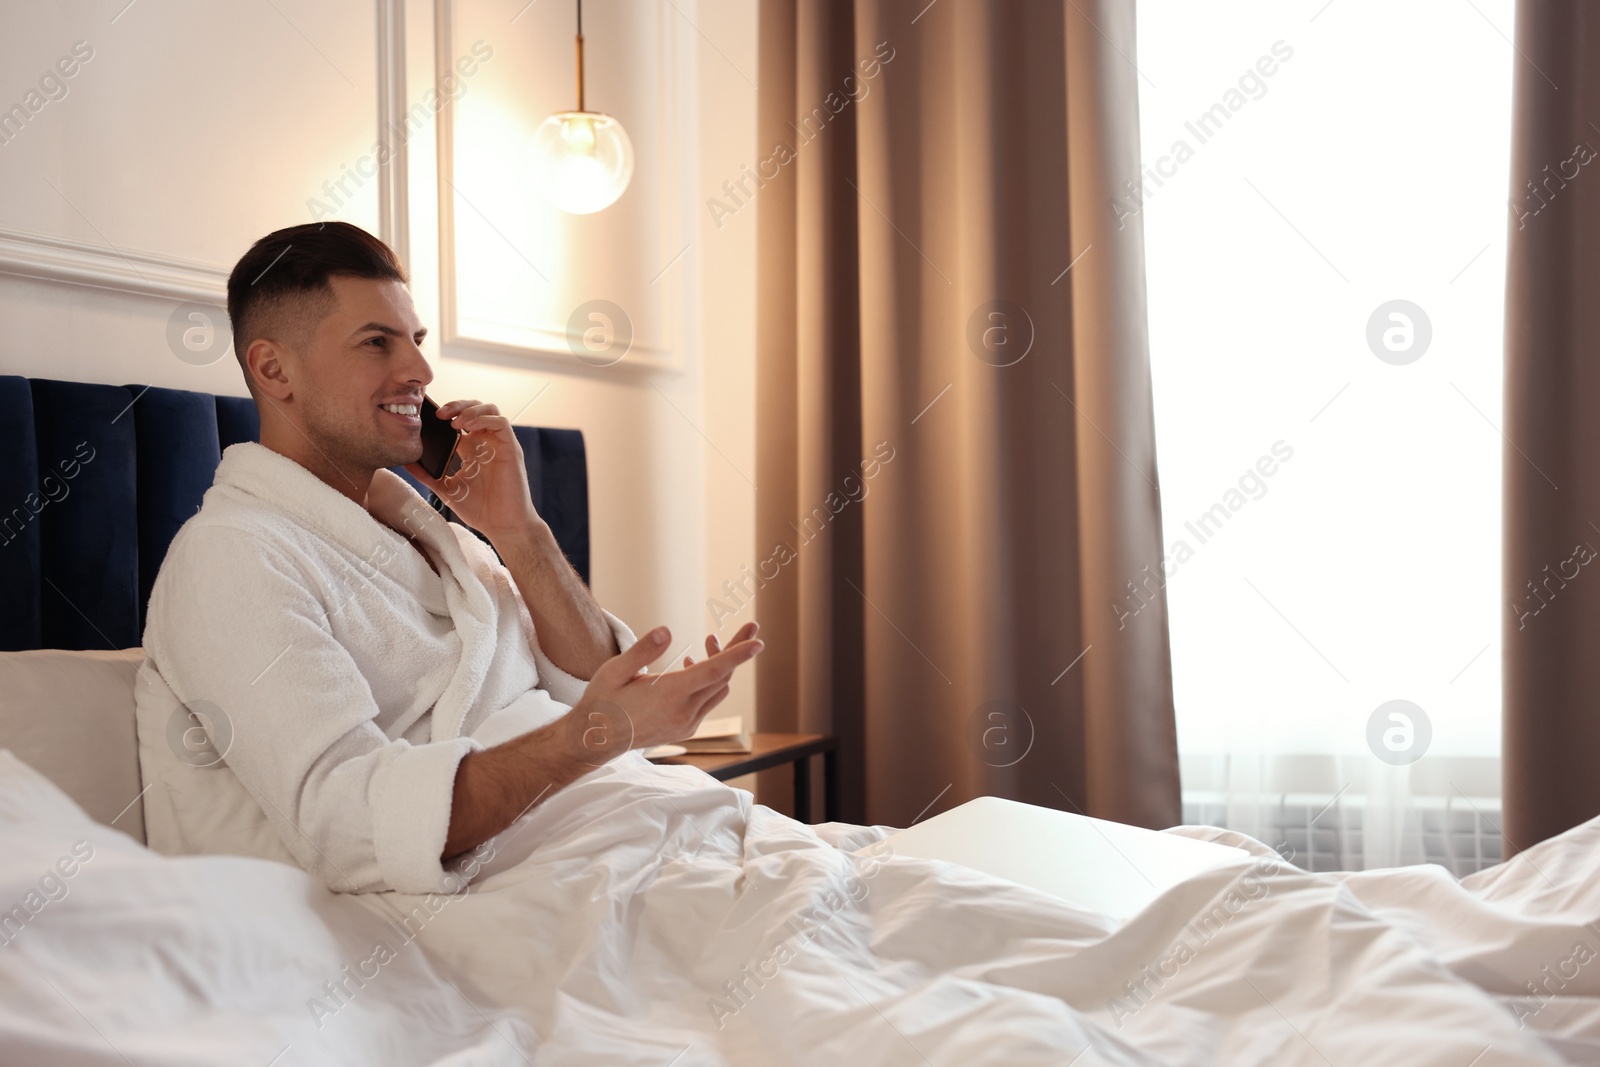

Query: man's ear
247;337;294;402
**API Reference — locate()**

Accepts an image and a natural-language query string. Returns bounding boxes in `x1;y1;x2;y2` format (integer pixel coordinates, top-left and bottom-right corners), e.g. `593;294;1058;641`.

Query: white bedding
7;747;1600;1065
0;752;532;1065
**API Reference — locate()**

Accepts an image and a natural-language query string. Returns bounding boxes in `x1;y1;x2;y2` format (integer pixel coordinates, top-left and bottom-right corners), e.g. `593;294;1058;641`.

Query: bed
4;377;1600;1065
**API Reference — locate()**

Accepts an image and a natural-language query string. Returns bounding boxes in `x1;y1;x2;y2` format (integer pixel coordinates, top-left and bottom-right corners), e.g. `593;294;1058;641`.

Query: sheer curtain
1137;0;1512;872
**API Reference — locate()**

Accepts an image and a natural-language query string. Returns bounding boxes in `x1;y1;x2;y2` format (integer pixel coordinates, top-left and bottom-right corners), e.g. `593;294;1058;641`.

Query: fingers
435;400;513;437
682;639;725;672
696;683;732;716
591;615;763;687
685;632;717;669
437;399;495;419
679;683;732;740
697;620;756;661
663;637;763;696
599;625;669;683
456;414;512;436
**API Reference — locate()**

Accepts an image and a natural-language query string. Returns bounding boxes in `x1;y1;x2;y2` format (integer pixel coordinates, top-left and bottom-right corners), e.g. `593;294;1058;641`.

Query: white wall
693;0;760;716
0;0;759;726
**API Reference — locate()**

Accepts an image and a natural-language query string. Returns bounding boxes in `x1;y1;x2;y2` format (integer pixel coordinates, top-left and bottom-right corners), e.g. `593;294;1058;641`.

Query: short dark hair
226;222;406;394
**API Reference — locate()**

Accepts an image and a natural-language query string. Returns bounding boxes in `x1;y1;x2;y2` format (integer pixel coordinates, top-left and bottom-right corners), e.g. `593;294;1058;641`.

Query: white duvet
0;751;532;1065
5;748;1600;1066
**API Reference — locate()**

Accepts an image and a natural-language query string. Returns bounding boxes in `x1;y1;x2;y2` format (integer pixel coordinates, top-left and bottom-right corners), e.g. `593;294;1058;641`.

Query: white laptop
874;795;1251;920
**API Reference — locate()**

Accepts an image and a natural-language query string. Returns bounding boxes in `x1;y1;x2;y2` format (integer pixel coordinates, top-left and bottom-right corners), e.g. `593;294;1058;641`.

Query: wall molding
0;227;228;305
0;5;402;309
377;0;411;269
0;0;694;373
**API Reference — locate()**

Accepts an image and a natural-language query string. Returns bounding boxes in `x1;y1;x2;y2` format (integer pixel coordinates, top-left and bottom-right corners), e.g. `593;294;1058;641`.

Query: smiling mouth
379;402;421;426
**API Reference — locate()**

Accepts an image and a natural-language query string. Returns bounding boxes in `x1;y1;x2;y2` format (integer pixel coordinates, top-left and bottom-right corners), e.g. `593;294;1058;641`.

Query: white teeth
381;404;419;415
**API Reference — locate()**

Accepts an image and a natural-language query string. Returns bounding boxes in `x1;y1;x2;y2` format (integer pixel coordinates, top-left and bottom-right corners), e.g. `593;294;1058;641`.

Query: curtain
753;0;1179;829
1181;752;1433;873
1503;1;1600;854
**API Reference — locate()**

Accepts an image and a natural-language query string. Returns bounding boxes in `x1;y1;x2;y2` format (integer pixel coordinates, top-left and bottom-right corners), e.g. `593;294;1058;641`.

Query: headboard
0;375;592;652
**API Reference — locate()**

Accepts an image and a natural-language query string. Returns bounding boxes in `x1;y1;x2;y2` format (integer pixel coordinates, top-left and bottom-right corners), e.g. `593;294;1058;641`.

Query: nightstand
650;733;839;823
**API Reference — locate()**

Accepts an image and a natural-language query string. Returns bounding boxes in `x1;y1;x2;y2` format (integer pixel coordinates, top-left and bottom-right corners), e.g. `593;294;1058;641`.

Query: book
678;715;752;754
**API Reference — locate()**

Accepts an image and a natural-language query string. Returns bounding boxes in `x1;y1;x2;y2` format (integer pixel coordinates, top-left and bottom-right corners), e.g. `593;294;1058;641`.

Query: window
1136;0;1513;871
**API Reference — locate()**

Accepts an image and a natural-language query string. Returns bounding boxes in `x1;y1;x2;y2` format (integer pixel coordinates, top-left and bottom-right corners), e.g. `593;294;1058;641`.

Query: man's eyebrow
352;322;428;341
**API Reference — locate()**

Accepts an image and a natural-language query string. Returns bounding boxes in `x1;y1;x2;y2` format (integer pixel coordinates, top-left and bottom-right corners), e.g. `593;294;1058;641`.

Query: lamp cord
575;0;585;111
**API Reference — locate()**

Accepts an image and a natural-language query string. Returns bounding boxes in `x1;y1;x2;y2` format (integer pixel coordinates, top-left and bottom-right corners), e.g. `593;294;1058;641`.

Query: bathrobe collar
211;442;451;564
209;442;503;740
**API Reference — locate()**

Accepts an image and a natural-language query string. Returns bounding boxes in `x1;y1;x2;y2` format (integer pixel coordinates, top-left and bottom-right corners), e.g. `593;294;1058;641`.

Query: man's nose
402;340;433;386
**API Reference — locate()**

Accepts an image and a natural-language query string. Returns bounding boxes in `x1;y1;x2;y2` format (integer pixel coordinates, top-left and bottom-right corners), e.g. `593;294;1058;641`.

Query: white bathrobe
133;441;637;895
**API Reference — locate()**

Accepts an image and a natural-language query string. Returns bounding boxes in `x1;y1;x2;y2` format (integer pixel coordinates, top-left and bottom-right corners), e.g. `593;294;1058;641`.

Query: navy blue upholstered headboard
0;376;591;652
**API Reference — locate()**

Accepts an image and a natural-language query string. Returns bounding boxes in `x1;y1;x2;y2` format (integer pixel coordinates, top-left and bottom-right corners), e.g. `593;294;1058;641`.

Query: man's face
288;275;432;474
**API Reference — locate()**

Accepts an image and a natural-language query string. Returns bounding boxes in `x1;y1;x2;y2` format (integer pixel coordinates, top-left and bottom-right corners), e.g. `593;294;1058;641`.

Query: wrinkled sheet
9;744;1600;1066
375;752;1600;1066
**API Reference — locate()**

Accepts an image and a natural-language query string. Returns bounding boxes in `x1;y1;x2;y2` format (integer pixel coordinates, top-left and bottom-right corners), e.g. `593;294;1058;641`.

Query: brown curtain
1503;3;1600;852
753;0;1178;830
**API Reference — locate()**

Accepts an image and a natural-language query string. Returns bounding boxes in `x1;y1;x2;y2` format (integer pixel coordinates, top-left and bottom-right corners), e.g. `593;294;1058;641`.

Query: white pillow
0;647;146;841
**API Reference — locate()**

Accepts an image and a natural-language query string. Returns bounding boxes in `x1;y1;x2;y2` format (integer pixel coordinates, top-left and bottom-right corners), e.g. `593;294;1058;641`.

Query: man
134;221;762;894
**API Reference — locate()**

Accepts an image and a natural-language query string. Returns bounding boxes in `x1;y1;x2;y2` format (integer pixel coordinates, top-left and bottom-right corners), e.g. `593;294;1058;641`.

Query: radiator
1181;793;1503;876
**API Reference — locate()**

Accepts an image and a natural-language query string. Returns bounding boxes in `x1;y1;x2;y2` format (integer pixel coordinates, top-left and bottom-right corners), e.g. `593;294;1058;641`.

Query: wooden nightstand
650;733;839;823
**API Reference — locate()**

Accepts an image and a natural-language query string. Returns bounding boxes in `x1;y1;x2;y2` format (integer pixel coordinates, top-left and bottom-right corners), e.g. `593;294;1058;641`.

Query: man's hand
443;621;763;861
407;396;616;679
568;621;763;762
403;398;536;542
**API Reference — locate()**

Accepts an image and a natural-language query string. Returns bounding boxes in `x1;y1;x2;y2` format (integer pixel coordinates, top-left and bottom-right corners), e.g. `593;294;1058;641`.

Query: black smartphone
418;395;463;480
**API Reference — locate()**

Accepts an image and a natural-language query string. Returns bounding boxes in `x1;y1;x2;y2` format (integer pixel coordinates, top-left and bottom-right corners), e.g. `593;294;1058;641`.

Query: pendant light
532;0;634;214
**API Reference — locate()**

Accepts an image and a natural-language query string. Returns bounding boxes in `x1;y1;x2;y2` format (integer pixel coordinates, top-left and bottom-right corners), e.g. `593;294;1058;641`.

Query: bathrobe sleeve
147;525;478;895
530;606;638;708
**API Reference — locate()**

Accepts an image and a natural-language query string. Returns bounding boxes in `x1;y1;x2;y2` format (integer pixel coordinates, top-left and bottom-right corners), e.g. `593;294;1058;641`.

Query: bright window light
1135;0;1513;767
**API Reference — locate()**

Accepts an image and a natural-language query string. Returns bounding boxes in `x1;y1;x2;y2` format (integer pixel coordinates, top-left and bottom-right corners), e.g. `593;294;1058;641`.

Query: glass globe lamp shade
532;110;633;215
